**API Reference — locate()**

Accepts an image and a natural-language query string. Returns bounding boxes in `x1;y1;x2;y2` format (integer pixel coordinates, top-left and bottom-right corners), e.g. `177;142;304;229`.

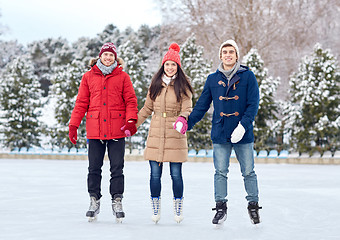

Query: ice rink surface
1;159;339;240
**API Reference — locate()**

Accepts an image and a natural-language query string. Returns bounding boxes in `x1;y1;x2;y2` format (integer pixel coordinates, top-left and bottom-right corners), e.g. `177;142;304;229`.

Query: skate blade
213;214;227;227
249;216;261;225
214;222;224;229
174;216;183;224
213;219;226;228
116;218;123;223
152;215;160;224
250;219;261;226
152;219;160;224
88;216;97;222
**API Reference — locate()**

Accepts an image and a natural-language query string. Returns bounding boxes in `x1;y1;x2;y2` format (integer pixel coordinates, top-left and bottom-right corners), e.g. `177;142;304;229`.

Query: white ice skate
151;197;161;223
173;197;184;223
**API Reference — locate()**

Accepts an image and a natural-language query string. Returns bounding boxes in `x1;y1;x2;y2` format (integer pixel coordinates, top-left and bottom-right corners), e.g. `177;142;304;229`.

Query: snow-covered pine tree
118;40;149;110
73;24;125;66
180;34;213;151
242;48;280;151
98;24;124;47
0;54;44;151
0;40;25;68
28;37;74;96
137;24;161;75
50;60;87;151
72;36;102;66
286;43;340;154
118;40;150;149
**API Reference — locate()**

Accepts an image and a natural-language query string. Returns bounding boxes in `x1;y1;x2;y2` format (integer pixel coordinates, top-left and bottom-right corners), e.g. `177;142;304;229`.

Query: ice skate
86;196;100;222
112;194;125;223
212;202;227;225
173;197;184;223
248;201;262;224
151;197;161;223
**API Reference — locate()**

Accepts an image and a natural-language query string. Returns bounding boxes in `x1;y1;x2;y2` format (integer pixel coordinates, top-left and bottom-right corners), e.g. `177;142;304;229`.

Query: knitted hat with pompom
162;43;181;67
99;42;117;59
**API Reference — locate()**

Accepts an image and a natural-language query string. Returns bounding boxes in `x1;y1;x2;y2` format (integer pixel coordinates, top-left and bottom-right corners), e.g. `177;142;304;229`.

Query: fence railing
1;148;339;164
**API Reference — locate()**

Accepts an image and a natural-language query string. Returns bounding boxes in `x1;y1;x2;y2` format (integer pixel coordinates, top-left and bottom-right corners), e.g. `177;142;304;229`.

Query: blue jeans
213;142;259;203
149;160;183;199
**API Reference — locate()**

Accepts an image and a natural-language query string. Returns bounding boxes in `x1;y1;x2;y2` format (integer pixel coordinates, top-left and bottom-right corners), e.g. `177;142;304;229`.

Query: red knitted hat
162;43;181;67
99;42;117;59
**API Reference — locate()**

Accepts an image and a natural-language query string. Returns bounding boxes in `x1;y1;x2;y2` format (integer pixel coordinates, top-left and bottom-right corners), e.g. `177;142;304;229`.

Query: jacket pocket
86;111;100;137
110;111;126;136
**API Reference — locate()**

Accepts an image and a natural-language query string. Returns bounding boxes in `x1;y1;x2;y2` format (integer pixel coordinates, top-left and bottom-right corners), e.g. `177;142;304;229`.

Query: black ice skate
112;194;125;223
86;196;100;222
212;202;227;225
247;201;262;224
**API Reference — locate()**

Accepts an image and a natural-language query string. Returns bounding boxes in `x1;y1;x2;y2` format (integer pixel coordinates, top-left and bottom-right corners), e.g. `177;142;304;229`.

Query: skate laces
212;202;227;218
213;209;225;219
151;197;160;215
173;198;183;216
248;202;262;218
212;202;227;211
247;202;262;210
89;197;99;211
112;197;123;213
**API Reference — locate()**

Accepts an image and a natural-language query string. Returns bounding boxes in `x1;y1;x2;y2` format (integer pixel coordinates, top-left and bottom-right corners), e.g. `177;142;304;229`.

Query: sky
0;0;162;45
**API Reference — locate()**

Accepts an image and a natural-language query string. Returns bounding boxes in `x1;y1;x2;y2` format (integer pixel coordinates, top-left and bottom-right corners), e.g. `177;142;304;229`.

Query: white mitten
175;122;183;132
173;122;184;133
231;122;245;143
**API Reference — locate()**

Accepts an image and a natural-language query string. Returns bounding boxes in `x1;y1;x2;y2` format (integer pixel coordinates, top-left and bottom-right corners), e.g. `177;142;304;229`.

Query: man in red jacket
68;42;138;222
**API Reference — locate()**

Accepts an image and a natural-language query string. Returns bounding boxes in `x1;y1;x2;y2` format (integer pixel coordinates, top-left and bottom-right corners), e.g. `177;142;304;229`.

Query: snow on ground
1;159;339;240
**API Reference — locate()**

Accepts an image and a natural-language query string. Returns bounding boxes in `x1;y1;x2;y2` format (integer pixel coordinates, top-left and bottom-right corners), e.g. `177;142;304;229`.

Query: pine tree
0;40;25;68
286;43;340;154
28;38;74;96
50;60;87;151
242;48;280;151
118;40;150;149
118;40;149;110
0;54;44;151
72;36;102;66
97;24;123;46
180;34;213;151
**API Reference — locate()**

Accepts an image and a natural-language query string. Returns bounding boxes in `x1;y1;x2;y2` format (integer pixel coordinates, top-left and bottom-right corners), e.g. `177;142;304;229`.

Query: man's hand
121;120;137;137
231;122;245;143
69;125;78;144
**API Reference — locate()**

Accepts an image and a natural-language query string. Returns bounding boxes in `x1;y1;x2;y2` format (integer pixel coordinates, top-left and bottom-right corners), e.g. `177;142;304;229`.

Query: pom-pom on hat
219;39;239;60
162;43;181;67
99;42;117;59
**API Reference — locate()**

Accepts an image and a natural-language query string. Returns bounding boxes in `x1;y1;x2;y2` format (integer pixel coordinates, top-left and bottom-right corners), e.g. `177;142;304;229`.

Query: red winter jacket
69;63;138;140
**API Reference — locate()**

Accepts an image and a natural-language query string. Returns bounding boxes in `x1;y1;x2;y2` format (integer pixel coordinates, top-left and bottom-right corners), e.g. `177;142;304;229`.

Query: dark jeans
149;160;183;199
87;139;125;200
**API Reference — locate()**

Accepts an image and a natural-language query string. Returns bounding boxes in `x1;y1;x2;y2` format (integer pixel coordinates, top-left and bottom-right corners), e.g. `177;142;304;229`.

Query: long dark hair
149;64;193;102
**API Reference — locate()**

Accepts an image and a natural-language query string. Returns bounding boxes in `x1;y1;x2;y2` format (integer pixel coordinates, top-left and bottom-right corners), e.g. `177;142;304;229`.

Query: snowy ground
1;159;339;240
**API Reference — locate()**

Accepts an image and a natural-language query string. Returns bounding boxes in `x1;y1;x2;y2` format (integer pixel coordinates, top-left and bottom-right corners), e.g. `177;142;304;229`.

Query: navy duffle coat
188;65;259;144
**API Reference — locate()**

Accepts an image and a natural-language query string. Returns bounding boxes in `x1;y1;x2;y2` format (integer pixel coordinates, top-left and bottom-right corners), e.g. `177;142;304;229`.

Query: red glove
121;120;137;137
69;125;78;144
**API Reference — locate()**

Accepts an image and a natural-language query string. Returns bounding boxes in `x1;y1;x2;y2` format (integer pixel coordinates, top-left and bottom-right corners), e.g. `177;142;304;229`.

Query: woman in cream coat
137;43;193;224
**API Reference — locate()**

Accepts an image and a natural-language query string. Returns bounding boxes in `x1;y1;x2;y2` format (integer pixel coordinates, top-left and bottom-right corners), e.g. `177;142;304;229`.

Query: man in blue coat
187;40;262;225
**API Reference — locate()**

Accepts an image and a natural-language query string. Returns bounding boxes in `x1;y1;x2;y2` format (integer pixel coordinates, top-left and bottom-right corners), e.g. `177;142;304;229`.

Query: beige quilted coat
137;81;192;163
